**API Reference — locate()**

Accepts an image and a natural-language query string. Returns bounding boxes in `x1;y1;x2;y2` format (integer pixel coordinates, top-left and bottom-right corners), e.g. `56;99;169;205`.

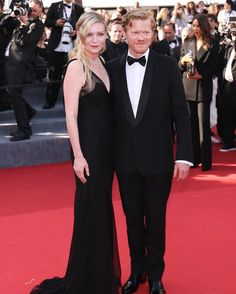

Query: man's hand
18;15;29;25
56;18;66;27
173;162;190;180
70;30;76;37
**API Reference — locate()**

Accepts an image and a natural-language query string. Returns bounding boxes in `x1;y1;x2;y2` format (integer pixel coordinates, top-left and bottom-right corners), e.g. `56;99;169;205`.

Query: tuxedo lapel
135;51;154;126
120;53;136;126
57;2;64;19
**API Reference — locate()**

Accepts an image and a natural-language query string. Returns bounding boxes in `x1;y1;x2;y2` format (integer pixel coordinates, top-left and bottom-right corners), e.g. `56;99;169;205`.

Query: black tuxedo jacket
45;1;84;52
180;36;219;102
107;50;193;175
222;45;236;85
8;17;44;65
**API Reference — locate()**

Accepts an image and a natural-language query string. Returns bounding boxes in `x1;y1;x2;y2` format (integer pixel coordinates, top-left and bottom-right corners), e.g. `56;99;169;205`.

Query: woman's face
109;24;123;43
192;18;202;38
83;22;107;56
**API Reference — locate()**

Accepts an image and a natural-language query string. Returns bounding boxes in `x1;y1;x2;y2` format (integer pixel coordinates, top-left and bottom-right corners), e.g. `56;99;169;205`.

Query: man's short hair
163;21;176;31
107;18;124;31
30;0;43;10
123;9;156;32
207;13;218;23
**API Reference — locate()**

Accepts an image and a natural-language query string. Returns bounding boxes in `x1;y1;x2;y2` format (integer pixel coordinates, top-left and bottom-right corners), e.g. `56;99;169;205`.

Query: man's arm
14;19;44;47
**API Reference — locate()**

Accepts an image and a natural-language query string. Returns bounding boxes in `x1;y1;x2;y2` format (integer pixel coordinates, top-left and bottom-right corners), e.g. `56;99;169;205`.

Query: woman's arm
63;60;89;184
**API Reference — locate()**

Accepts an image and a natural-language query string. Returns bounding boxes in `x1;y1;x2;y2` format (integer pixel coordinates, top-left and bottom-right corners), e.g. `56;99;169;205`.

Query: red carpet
0;144;236;294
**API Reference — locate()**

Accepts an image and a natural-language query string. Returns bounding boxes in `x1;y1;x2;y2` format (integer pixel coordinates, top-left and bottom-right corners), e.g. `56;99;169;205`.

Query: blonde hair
69;12;107;83
123;9;156;32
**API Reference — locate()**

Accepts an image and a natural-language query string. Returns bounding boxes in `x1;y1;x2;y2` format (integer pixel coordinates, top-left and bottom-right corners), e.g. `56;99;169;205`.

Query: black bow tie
63;3;71;9
127;55;146;66
168;39;177;45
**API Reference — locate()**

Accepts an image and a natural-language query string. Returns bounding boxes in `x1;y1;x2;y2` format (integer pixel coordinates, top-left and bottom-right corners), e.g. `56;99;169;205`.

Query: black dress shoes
10;130;30;142
122;273;147;293
43;102;54;109
149;280;166;294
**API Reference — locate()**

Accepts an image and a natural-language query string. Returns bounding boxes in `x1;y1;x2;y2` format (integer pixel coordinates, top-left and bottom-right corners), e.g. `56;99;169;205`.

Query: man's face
224;2;231;12
164;25;175;42
208;17;217;30
124;19;153;58
109;24;123;43
29;3;42;19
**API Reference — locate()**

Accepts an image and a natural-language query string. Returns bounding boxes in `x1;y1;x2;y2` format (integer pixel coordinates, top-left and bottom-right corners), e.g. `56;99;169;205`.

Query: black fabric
188;100;212;169
117;172;173;280
45;51;68;106
30;67;121;294
102;38;128;62
221;82;236;145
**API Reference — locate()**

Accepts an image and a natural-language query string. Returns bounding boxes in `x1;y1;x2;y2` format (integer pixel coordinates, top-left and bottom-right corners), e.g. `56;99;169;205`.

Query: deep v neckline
91;71;110;94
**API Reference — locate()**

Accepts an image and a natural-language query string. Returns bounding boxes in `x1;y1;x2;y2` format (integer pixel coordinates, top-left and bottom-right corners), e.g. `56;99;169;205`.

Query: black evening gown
30;67;121;294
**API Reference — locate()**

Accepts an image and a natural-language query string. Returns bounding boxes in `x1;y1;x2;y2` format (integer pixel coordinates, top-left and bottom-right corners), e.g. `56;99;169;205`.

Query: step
0;105;65;122
0;117;67;136
0;134;70;168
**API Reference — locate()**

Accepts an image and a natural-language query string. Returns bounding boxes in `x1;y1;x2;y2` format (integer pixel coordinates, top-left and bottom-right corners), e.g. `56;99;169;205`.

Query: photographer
42;0;84;109
5;0;44;141
0;0;18;111
218;30;236;152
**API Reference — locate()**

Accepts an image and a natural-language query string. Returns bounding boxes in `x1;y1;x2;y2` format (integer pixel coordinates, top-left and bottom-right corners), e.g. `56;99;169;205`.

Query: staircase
0;82;70;168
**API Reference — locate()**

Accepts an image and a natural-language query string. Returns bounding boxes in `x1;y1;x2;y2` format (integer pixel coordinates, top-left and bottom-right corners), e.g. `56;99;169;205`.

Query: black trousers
5;62;33;133
45;51;68;106
221;81;236;146
117;172;173;281
188;100;212;169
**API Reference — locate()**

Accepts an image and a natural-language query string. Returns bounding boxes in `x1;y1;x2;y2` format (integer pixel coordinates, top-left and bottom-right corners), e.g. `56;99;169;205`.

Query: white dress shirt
126;49;149;117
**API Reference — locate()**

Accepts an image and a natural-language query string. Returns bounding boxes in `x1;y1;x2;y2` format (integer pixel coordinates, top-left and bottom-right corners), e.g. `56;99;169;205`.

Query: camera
185;49;195;76
61;21;73;44
13;0;30;16
186;61;195;76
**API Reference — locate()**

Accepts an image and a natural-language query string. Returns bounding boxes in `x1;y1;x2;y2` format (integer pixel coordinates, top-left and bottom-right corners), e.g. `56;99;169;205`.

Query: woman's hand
73;155;90;184
187;70;202;80
180;54;193;65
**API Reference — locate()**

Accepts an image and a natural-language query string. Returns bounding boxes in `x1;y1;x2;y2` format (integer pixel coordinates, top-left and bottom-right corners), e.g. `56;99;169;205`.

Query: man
102;18;128;62
163;22;182;62
219;32;236;151
107;9;193;294
5;0;44;141
217;0;236;34
42;0;83;109
0;0;17;111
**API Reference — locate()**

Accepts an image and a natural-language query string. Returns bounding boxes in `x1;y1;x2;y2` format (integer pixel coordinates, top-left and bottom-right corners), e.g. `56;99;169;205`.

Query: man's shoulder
149;49;176;65
73;3;85;13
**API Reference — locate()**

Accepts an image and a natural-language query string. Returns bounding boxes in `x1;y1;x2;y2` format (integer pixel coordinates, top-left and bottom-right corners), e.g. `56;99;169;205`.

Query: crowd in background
0;0;235;158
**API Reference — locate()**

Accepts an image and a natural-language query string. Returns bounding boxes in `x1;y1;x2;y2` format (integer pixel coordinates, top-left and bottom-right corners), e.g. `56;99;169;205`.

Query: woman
30;12;121;294
171;3;187;38
102;18;128;62
180;14;219;171
185;1;198;24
